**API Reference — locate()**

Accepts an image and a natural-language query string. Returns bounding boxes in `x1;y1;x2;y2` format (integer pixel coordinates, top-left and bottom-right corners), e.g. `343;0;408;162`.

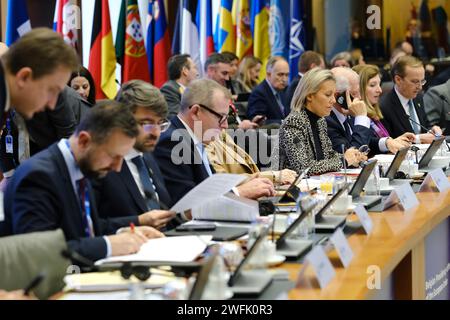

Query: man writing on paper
93;81;176;230
154;79;276;206
3;102;163;262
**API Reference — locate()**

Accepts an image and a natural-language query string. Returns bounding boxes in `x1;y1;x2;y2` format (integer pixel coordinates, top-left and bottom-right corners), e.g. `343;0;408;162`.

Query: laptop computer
418;136;446;172
349;159;382;209
379;147;411;195
314;186;350;232
228;227;273;296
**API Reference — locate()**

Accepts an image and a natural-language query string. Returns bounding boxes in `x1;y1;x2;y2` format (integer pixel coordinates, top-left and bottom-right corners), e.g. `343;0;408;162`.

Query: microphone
408;115;450;151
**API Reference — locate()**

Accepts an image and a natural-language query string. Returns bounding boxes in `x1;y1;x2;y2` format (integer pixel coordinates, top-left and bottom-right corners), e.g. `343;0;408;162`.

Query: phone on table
176;223;217;232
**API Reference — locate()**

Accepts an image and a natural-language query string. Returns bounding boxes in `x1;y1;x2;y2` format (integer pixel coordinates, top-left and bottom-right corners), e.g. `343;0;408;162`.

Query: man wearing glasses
380;56;442;144
93;80;176;231
154;79;276;206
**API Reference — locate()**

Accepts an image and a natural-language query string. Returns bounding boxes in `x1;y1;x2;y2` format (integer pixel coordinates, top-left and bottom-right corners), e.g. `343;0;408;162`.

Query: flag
269;0;290;59
54;0;82;60
196;0;214;73
181;0;201;72
6;0;31;46
147;0;171;87
89;0;117;99
217;0;235;53
233;0;252;59
289;0;306;81
116;0;150;84
171;0;182;55
251;0;271;81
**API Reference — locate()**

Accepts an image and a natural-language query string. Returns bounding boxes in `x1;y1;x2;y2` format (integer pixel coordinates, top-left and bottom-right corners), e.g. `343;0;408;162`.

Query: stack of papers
95;235;212;265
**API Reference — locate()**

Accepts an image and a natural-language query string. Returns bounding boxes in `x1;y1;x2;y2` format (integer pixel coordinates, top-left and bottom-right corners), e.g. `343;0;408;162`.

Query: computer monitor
418;136;446;169
384;147;409;181
349;159;378;198
228;226;270;287
188;251;219;300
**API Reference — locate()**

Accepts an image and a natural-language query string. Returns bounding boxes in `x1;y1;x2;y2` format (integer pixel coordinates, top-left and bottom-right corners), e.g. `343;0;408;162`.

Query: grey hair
266;56;287;74
116;80;168;118
180;79;232;112
291;68;336;112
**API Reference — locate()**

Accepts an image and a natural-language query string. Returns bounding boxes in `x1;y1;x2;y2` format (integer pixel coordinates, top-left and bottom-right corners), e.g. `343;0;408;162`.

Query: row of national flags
5;0;306;99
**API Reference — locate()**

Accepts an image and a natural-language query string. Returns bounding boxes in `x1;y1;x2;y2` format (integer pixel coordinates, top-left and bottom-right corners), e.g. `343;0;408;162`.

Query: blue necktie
275;92;285;117
77;178;94;237
132;156;160;210
408;100;421;134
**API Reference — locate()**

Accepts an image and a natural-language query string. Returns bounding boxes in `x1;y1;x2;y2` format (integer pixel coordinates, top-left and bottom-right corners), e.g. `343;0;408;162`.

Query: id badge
5;134;13;154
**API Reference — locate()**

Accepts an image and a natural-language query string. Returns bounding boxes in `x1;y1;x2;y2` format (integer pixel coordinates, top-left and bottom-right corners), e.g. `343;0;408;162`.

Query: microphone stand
408;116;450;152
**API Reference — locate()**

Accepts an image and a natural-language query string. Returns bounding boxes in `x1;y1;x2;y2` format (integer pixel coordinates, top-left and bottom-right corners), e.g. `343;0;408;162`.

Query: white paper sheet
191;193;259;222
95;235;212;265
170;174;247;213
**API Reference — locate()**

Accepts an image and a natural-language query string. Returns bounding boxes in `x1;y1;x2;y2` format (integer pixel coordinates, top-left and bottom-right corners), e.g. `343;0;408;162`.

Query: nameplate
383;183;419;212
329;227;354;268
354;204;373;235
305;245;335;289
419;168;450;193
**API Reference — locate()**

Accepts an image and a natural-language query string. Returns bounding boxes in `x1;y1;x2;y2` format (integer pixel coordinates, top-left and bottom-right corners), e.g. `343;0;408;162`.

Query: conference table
276;182;450;300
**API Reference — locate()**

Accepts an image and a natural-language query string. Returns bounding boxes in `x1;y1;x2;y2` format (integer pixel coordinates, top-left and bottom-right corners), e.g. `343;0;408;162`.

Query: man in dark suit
0;28;78;130
93;81;176;230
247;56;290;125
286;51;325;108
154;79;276;206
380;56;442;144
424;79;450;133
2;102;163;261
160;54;199;118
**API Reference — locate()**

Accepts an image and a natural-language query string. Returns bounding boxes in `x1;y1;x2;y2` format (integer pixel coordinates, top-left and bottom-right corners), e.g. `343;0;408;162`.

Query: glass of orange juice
320;174;334;194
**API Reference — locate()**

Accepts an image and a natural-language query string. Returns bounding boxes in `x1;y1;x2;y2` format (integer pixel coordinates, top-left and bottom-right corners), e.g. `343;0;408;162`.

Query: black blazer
247;80;289;125
325;111;380;154
153;116;212;206
380;89;429;138
2;144;137;261
286;75;301;109
160;80;182;119
93;152;172;219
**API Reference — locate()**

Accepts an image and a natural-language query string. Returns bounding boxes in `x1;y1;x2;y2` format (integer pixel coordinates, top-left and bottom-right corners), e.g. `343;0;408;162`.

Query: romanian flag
251;0;271;81
233;0;252;59
89;0;117;99
217;0;235;53
116;0;150;84
147;0;171;88
196;0;214;72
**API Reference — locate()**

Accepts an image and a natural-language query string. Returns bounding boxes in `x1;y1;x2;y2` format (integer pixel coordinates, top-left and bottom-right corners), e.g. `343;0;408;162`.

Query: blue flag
6;0;31;46
289;0;306;82
269;0;290;59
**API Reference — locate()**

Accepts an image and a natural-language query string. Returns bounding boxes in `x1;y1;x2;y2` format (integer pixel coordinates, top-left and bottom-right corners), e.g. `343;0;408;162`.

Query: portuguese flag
116;0;150;83
89;0;117;100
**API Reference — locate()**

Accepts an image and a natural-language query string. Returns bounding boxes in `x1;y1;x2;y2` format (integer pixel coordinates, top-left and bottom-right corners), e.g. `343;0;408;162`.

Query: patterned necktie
132;155;160;210
77;178;95;237
408;100;421;134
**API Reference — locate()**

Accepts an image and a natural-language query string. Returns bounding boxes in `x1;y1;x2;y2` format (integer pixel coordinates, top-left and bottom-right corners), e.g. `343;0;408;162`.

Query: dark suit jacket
326;111;380;154
160;80;182;118
247;80;289;125
0;63;7;127
153;116;212;206
286;75;301;109
380;89;429;138
1;144;138;261
93;153;172;219
0;87;79;173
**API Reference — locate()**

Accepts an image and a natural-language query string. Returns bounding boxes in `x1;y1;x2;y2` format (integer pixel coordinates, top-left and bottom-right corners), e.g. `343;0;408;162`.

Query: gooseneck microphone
407;115;450;151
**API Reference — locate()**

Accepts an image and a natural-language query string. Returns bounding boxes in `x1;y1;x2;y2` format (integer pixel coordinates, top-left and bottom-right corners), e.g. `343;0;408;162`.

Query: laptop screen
349;159;378;198
384;147;409;180
418;136;445;169
228;227;269;287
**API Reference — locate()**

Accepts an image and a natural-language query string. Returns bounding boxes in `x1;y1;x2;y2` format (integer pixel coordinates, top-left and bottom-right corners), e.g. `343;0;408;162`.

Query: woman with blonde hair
353;64;414;150
275;68;366;175
237;56;262;92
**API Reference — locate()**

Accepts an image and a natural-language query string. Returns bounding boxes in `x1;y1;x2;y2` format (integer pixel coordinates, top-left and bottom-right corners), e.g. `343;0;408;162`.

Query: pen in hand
130;222;135;234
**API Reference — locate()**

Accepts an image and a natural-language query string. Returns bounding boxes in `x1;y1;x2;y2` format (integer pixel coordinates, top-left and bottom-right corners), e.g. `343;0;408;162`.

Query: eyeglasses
189;104;229;125
138;120;171;133
403;77;427;87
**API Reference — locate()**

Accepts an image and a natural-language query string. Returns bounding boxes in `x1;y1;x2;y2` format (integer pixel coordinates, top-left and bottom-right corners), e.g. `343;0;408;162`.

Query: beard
78;152;109;180
134;134;159;153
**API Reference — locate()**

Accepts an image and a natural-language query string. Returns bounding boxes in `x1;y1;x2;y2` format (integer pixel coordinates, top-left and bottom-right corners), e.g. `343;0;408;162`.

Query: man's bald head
331;67;360;99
